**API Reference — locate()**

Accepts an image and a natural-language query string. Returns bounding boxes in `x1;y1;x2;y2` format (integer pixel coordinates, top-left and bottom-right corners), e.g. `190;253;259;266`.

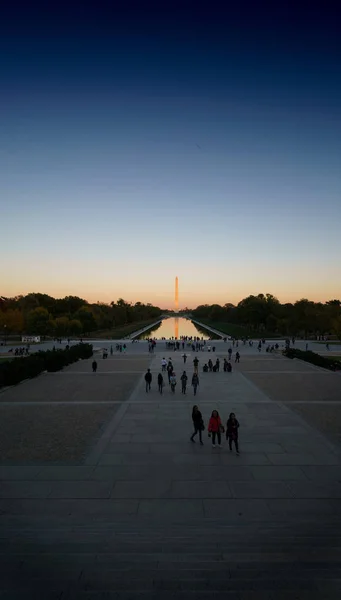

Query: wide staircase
1;516;341;598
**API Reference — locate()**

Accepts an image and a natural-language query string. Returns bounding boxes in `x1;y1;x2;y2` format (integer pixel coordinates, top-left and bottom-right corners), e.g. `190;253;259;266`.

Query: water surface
139;317;210;340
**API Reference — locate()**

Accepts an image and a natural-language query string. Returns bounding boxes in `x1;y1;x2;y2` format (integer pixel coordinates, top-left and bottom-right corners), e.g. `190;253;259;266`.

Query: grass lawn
82;318;162;340
0;357;13;363
193;319;281;339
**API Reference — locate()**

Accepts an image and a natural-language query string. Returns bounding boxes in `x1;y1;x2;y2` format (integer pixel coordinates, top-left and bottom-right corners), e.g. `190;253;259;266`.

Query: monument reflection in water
139;317;210;340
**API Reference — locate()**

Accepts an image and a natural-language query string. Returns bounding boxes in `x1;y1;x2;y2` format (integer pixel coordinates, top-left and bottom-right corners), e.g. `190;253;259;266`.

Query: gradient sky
1;2;340;308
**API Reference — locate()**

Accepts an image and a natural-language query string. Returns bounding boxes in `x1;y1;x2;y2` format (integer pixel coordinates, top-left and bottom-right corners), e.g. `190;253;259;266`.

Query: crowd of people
143;353;238;397
191;406;240;452
7;345;30;356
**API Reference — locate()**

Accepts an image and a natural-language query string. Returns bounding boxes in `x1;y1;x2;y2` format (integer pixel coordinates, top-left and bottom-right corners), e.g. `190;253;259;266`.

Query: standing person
167;361;173;384
208;410;223;448
157;373;164;394
228;347;232;361
226;412;240;454
258;341;262;352
92;360;97;373
223;358;228;372
145;369;152;392
208;359;213;372
192;372;199;395
161;357;167;372
170;372;177;393
183;353;187;364
215;358;220;372
190;405;204;445
235;351;240;363
110;345;113;356
193;356;199;374
181;371;188;394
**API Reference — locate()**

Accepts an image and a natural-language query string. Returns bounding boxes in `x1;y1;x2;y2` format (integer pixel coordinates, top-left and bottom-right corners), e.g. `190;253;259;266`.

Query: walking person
161;357;167;372
183;353;187;364
190;405;204;445
193;356;199;374
235;351;240;363
223;358;228;372
167;361;173;384
145;369;152;392
228;347;232;361
181;371;188;394
170;372;177;393
158;373;164;394
208;410;223;448
215;358;220;372
92;360;97;373
192;372;199;395
226;412;240;454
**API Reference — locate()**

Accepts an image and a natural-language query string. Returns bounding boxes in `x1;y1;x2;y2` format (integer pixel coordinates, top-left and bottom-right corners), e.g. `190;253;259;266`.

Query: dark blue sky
1;1;340;306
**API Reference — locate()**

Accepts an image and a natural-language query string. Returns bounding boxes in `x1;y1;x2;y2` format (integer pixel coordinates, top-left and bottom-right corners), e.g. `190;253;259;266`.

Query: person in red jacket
208;410;223;447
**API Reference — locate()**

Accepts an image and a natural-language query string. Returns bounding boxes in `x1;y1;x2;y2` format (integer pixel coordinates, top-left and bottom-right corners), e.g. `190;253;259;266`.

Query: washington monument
175;276;179;312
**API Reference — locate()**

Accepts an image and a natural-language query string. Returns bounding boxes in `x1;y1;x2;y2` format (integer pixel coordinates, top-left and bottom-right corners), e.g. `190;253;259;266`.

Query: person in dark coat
226;412;240;454
190;405;204;445
145;369;152;392
181;371;188;394
192;372;199;395
92;360;97;373
157;373;164;394
235;351;240;363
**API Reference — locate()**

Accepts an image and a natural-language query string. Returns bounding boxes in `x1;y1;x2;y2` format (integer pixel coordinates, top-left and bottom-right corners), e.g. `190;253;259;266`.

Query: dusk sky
1;2;340;308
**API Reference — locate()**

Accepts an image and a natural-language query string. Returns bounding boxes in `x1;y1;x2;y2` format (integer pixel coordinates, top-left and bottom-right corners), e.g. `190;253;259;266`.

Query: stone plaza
1;340;341;598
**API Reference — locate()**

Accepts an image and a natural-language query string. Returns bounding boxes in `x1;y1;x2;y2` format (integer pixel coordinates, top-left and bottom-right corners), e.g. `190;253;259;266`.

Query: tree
53;317;70;337
68;319;83;336
0;309;24;333
26;307;53;336
73;306;97;334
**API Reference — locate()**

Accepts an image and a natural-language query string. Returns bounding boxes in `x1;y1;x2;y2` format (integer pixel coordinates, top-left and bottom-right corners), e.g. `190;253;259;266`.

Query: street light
4;324;7;346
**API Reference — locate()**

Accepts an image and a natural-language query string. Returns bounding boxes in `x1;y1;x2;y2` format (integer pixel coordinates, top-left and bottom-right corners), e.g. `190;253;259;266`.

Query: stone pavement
1;347;341;598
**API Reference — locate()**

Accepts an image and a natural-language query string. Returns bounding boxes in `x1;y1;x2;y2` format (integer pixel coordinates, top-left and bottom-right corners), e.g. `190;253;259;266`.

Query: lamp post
4;324;7;346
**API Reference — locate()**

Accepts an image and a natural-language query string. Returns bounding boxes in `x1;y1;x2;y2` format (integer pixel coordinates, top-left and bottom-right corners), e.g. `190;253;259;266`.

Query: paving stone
111;480;171;499
301;466;341;482
170;481;232;498
287;482;341;499
230;481;294;499
203;499;273;520
220;453;271;465
49;481;113;499
0;467;41;480
250;466;308;480
266;499;337;516
138;500;204;518
266;453;321;465
35;466;95;480
0;482;52;499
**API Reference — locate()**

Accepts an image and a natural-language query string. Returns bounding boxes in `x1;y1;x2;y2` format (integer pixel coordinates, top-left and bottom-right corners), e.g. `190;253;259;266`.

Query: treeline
192;294;341;339
0;294;162;337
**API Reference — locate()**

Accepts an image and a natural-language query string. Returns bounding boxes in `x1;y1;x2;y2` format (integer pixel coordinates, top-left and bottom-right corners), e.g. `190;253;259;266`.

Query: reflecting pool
138;317;211;340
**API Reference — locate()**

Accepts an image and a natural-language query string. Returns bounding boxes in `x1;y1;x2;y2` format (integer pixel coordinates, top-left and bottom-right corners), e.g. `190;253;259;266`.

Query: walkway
1;345;341;598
